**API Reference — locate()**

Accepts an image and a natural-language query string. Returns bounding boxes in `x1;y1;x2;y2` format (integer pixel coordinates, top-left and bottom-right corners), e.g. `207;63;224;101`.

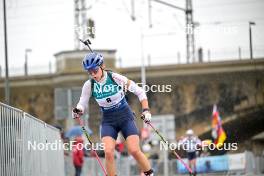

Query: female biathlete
72;52;154;176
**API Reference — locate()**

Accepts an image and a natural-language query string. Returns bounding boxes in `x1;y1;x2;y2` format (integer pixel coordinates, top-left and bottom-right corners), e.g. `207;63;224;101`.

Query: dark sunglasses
88;67;99;75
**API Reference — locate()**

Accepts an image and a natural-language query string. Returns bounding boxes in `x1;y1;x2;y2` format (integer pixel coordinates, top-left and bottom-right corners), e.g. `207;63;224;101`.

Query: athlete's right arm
72;80;91;118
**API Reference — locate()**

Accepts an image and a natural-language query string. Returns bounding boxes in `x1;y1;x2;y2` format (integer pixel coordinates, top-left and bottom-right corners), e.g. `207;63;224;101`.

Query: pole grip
73;108;81;114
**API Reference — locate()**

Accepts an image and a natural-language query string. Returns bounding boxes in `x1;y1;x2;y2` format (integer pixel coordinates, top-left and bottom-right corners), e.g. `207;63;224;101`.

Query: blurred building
0;50;264;155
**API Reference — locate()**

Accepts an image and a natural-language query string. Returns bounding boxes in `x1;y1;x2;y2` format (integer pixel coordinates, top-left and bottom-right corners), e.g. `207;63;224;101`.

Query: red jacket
72;137;84;167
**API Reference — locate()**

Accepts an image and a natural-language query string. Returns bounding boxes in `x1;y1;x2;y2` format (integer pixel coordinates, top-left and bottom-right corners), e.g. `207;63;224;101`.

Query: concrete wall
0;78;54;123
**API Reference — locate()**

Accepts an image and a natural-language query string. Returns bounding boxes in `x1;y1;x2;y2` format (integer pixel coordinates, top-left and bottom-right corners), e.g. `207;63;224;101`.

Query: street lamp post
249;21;256;60
3;0;10;104
24;49;32;76
140;32;146;90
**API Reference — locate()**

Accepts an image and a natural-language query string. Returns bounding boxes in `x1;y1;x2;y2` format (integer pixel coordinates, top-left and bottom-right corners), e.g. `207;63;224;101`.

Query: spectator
178;129;201;176
72;136;84;176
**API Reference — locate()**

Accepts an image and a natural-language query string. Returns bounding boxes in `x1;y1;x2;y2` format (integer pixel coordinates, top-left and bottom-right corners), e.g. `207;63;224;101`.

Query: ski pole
73;109;107;176
79;38;94;53
140;115;193;174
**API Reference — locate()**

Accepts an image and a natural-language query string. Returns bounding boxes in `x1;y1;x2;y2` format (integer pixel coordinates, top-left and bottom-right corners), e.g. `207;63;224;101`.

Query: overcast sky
0;0;264;75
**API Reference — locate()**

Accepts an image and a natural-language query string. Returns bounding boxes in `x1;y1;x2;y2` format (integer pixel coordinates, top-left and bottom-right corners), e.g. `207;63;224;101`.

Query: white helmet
186;129;194;135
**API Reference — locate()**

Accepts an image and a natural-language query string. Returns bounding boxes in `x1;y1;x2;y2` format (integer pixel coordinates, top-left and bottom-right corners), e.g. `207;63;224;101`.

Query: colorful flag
211;105;227;147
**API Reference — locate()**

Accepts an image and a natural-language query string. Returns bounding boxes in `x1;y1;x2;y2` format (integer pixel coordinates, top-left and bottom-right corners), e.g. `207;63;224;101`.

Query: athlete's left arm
126;80;150;110
112;72;149;110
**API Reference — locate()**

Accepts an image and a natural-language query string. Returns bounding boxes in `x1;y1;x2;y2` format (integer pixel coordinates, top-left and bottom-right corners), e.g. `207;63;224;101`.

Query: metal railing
0;102;64;176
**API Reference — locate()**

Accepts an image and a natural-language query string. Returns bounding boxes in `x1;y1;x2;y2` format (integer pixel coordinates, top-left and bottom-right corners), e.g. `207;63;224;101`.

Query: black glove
72;108;83;119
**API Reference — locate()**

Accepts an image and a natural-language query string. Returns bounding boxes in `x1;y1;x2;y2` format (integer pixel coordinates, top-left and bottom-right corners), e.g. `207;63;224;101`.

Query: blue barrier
177;155;229;174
